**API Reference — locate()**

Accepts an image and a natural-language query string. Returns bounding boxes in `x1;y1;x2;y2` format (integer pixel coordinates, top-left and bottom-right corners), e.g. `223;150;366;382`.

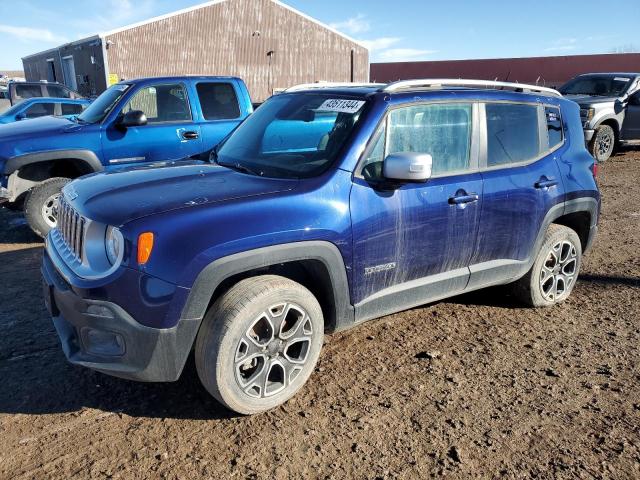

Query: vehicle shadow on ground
0;206;40;244
0;246;238;421
2;245;637;421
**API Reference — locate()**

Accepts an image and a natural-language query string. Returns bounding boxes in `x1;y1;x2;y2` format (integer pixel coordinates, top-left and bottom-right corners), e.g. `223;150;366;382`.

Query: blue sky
1;0;639;70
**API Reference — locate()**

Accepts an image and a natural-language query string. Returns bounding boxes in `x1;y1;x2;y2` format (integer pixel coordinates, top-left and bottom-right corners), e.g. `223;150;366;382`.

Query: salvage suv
0;76;252;236
559;72;640;162
42;79;600;415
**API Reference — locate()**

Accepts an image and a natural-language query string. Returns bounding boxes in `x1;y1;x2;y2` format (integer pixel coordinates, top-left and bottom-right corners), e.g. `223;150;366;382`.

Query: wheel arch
4;150;103;177
4;150;103;200
545;198;599;255
594;117;620;139
181;241;355;334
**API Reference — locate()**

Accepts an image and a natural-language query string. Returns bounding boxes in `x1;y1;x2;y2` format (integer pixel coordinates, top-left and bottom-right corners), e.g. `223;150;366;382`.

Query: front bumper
42;249;200;382
584;129;595;142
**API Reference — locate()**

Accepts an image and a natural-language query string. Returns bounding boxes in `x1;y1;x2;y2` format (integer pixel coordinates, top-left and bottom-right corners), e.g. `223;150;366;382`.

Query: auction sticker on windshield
317;99;366;114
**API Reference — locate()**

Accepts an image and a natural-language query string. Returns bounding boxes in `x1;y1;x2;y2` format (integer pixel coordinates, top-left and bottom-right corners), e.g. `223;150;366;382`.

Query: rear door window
196;83;241;120
24;102;55;118
15;84;43;100
122;83;191;123
486;103;540;166
61;103;85;115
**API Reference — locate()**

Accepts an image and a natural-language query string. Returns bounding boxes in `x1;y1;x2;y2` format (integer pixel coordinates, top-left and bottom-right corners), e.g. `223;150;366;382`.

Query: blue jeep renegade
42;79;600;414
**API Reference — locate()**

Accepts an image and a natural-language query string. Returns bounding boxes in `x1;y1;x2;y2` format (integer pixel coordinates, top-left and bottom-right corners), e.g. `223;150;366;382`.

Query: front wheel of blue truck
195;275;325;415
24;177;70;238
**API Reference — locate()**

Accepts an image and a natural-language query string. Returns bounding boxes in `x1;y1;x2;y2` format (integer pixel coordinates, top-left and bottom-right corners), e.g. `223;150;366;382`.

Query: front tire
588;124;615;162
24;177;70;238
195;275;324;415
513;224;582;307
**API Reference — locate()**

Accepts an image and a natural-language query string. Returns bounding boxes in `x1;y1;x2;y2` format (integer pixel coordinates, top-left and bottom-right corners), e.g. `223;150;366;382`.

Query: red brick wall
371;53;640;88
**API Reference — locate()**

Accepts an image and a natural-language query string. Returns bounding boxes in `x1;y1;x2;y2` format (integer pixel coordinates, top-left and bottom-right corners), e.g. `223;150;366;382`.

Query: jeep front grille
57;197;86;262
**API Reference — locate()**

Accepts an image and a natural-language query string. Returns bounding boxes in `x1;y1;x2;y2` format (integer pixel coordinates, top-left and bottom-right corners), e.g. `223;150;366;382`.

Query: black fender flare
533;197;599;262
3;149;103;176
180;240;355;333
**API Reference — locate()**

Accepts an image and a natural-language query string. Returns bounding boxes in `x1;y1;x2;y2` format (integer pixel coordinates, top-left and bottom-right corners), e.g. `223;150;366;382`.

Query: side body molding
180;241;355;332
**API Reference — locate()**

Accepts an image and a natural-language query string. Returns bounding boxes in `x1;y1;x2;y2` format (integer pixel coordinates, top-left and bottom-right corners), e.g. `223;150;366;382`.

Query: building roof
99;0;365;48
23;0;366;62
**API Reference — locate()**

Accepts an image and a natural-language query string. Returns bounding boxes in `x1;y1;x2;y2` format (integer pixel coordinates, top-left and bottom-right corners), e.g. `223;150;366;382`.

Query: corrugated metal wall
371;53;640;88
22;39;107;96
105;0;368;101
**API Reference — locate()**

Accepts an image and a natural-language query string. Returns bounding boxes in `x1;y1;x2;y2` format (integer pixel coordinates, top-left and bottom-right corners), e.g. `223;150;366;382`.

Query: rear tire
588;124;615;162
513;224;582;307
24;177;70;238
195;275;324;415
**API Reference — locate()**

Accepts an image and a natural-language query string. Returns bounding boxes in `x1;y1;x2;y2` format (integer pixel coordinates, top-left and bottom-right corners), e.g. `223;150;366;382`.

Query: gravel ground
0;149;639;479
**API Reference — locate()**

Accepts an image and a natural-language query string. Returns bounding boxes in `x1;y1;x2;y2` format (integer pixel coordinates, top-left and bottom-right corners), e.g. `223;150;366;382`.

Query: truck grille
57;196;86;262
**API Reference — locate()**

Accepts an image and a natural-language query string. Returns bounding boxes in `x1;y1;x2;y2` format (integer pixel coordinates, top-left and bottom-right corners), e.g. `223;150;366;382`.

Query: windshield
215;93;367;178
77;84;131;123
559;76;633;97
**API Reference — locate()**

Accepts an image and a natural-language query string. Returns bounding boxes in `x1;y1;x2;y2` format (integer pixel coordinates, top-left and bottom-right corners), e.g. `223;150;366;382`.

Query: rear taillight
590;162;598;178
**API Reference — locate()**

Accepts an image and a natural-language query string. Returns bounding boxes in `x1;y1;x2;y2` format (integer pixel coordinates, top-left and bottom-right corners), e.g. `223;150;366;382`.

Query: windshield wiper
217;161;264;177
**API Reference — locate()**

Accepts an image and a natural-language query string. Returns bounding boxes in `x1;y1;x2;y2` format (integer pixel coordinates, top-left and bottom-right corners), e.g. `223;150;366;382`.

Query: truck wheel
24;177;70;238
513;224;582;307
195;275;324;415
588;124;615;162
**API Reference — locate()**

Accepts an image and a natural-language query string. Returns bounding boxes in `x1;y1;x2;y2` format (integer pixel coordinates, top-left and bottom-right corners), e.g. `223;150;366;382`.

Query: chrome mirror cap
383;152;433;182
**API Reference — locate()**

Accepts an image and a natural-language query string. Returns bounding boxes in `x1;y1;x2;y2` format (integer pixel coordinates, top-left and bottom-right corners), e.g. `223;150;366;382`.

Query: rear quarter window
545;106;563;150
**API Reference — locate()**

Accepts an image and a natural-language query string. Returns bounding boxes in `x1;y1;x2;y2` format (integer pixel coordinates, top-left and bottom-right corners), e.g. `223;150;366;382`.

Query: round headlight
105;226;123;265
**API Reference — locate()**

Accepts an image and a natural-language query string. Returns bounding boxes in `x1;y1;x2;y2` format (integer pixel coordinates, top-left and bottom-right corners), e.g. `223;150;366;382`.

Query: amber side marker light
137;232;154;265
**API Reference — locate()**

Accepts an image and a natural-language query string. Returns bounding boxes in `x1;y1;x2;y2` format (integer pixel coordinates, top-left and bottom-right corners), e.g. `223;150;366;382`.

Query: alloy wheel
234;302;314;399
539;240;578;302
597;132;613;158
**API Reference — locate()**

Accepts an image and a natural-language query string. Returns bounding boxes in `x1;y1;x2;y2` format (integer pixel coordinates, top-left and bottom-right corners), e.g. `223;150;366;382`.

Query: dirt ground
0;150;639;480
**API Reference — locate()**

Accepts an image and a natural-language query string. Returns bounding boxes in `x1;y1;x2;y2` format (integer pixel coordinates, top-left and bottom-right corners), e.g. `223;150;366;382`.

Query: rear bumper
42;249;199;382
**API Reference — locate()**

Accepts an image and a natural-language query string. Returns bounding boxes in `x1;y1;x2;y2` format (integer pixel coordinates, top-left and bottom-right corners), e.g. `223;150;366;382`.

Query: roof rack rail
381;79;562;97
285;82;385;92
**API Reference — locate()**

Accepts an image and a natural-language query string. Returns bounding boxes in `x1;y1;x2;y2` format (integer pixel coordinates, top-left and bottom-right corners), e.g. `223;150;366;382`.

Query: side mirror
383;152;433;183
119;110;147;128
15;113;27;121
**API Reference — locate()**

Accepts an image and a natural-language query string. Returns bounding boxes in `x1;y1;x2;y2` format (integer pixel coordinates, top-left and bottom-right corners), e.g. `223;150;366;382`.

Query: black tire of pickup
195;275;324;415
588;124;616;162
24;177;70;238
513;224;582;308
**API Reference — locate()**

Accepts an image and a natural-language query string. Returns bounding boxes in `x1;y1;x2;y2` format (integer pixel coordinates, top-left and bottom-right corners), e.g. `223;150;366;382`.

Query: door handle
448;193;479;205
182;131;199;140
534;179;558;189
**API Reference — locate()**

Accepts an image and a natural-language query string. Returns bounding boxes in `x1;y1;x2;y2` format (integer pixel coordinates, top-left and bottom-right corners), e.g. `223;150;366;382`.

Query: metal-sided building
22;0;369;101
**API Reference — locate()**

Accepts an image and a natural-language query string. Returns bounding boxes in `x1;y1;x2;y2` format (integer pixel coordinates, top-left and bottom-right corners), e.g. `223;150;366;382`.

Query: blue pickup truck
0;76;253;236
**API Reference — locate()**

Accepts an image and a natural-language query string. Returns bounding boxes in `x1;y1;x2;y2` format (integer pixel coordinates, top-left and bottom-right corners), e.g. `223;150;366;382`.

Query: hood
65;161;299;226
562;94;619;106
0;115;84;141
